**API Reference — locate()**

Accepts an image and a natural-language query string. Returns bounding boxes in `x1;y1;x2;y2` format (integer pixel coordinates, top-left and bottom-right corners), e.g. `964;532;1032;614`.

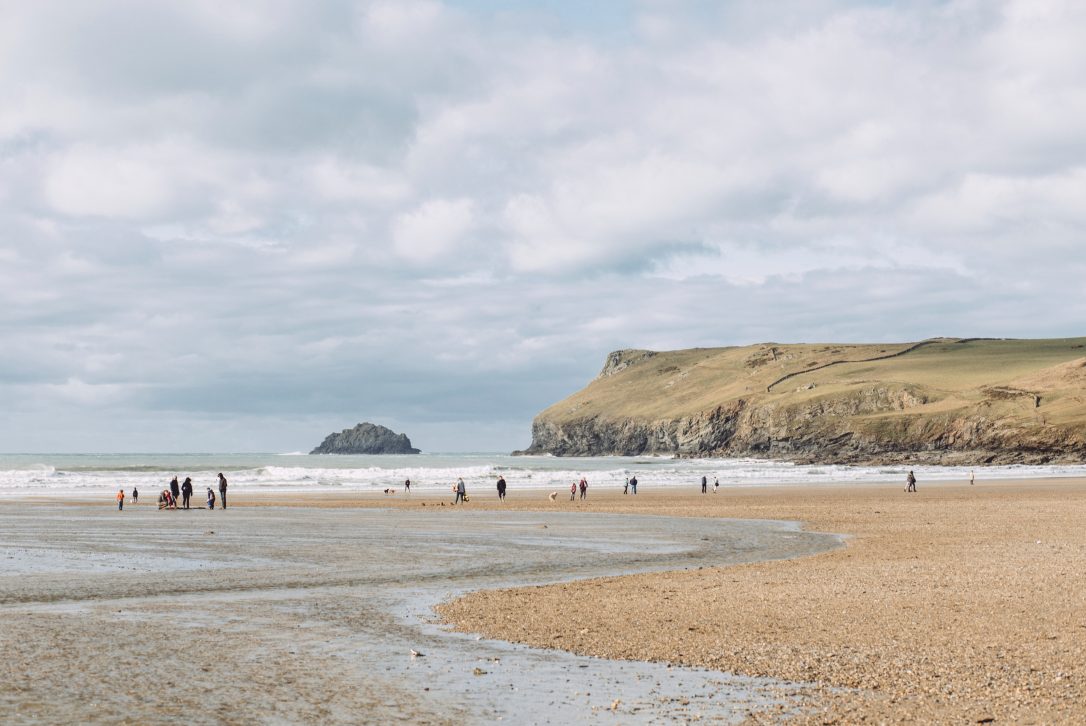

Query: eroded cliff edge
518;339;1086;464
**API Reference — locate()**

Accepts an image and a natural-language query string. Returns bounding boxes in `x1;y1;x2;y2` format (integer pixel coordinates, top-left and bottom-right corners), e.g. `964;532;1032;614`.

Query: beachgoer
116;488;125;510
623;477;629;495
218;473;228;509
158;490;167;509
454;477;466;504
906;471;917;493
404;478;411;494
169;476;180;503
132;487;139;504
181;477;193;510
496;475;507;501
579;478;588;500
713;477;719;493
701;475;707;494
630;476;638;495
569;481;577;501
969;470;975;486
207;487;216;509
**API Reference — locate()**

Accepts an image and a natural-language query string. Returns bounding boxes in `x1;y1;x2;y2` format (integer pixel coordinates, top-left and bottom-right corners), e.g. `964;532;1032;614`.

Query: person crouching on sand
116;488;125;510
207;487;216;509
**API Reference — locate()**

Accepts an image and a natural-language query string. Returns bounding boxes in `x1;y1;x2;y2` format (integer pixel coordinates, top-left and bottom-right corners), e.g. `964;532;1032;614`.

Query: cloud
1;0;1084;452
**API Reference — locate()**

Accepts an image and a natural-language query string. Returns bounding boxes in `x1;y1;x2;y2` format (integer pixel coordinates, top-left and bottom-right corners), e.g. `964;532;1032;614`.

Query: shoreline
4;473;1086;506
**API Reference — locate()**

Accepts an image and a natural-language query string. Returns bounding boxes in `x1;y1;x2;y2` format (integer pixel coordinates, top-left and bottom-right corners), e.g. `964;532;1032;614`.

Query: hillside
519;338;1086;464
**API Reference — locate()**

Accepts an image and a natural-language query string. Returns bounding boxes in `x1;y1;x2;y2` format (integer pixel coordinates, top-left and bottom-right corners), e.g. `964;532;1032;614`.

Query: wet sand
0;502;838;724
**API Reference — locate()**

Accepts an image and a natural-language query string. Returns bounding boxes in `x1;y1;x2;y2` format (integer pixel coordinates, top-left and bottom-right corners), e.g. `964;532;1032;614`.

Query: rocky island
518;337;1086;465
310;422;420;455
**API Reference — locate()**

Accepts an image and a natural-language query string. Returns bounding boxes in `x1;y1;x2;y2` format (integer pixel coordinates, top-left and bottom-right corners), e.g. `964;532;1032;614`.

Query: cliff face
520;339;1086;464
311;423;420;455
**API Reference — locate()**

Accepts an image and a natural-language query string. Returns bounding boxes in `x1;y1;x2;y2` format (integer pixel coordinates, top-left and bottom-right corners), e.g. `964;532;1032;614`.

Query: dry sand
431;479;1086;723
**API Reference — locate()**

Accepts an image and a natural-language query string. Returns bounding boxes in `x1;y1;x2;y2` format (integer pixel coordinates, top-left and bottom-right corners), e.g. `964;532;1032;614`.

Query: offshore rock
311;423;420;455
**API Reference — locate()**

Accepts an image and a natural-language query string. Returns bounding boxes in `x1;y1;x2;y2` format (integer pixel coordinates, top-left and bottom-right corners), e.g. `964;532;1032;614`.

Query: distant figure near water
496;475;507;501
132;487;139;504
454;477;466;504
569;481;577;501
579;478;588;500
207;487;216;509
404;478;411;494
905;471;917;493
713;477;719;494
701;475;707;494
218;473;228;509
169;476;180;503
629;476;638;495
116;488;125;510
623;477;629;495
969;470;975;486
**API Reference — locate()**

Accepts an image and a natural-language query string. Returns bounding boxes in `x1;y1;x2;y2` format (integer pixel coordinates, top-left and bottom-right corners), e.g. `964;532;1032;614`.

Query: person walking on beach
404;478;411;494
713;477;719;494
569;481;577;501
623;477;629;495
218;473;228;509
207;487;216;509
579;478;588;500
905;471;917;493
169;476;180;504
969;470;975;486
629;476;638;495
454;477;466;504
132;487;139;504
701;475;707;494
181;477;193;510
496;475;507;501
116;488;125;510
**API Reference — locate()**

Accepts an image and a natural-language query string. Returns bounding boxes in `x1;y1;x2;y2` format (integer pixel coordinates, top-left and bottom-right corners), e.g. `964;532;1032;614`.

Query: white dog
548;491;558;502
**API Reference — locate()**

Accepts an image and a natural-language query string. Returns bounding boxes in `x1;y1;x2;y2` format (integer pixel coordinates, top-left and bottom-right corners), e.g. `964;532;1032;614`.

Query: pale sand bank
0;502;838;724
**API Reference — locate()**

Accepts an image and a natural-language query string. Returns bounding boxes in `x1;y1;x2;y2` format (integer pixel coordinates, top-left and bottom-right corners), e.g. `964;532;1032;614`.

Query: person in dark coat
496;475;507;501
218;473;228;509
181;477;193;509
169;476;180;503
701;475;707;494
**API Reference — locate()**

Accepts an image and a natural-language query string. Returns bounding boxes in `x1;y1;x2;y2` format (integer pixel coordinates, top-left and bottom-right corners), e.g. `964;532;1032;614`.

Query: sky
1;0;1084;453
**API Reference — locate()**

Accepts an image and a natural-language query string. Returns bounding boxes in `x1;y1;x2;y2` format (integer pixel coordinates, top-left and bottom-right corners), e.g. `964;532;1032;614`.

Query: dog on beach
548;491;558;501
383;488;396;495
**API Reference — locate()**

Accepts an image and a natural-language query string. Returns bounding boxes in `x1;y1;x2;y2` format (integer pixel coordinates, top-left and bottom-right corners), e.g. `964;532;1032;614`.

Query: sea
2;452;1085;498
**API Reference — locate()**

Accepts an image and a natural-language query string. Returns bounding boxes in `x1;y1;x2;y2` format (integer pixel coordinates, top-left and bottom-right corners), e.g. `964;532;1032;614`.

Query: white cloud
2;0;1085;451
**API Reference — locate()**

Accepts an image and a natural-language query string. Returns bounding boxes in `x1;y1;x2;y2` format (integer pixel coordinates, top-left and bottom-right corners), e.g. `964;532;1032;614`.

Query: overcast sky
2;0;1084;453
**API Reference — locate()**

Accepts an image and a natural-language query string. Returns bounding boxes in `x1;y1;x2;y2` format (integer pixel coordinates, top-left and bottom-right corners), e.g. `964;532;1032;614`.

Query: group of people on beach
116;473;228;511
699;475;720;493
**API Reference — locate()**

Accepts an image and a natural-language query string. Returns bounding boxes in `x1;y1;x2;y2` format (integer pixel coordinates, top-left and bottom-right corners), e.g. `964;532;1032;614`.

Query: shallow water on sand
0;506;841;724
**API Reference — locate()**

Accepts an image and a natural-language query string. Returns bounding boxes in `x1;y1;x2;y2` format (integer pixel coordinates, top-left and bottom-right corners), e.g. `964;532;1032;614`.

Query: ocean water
1;452;1085;498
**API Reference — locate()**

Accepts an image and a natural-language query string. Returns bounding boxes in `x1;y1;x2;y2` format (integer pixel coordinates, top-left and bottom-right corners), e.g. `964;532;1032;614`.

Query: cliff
519;338;1086;464
311;423;420;455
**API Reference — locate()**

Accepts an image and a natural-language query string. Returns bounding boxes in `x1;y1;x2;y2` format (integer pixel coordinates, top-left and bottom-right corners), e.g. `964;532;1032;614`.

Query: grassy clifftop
524;338;1086;463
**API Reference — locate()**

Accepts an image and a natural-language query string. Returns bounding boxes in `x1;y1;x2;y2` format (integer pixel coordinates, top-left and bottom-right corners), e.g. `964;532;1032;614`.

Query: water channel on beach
0;506;842;724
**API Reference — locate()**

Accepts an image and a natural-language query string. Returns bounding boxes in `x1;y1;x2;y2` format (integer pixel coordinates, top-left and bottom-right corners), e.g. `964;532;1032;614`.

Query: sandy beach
434;479;1086;723
3;478;1084;723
